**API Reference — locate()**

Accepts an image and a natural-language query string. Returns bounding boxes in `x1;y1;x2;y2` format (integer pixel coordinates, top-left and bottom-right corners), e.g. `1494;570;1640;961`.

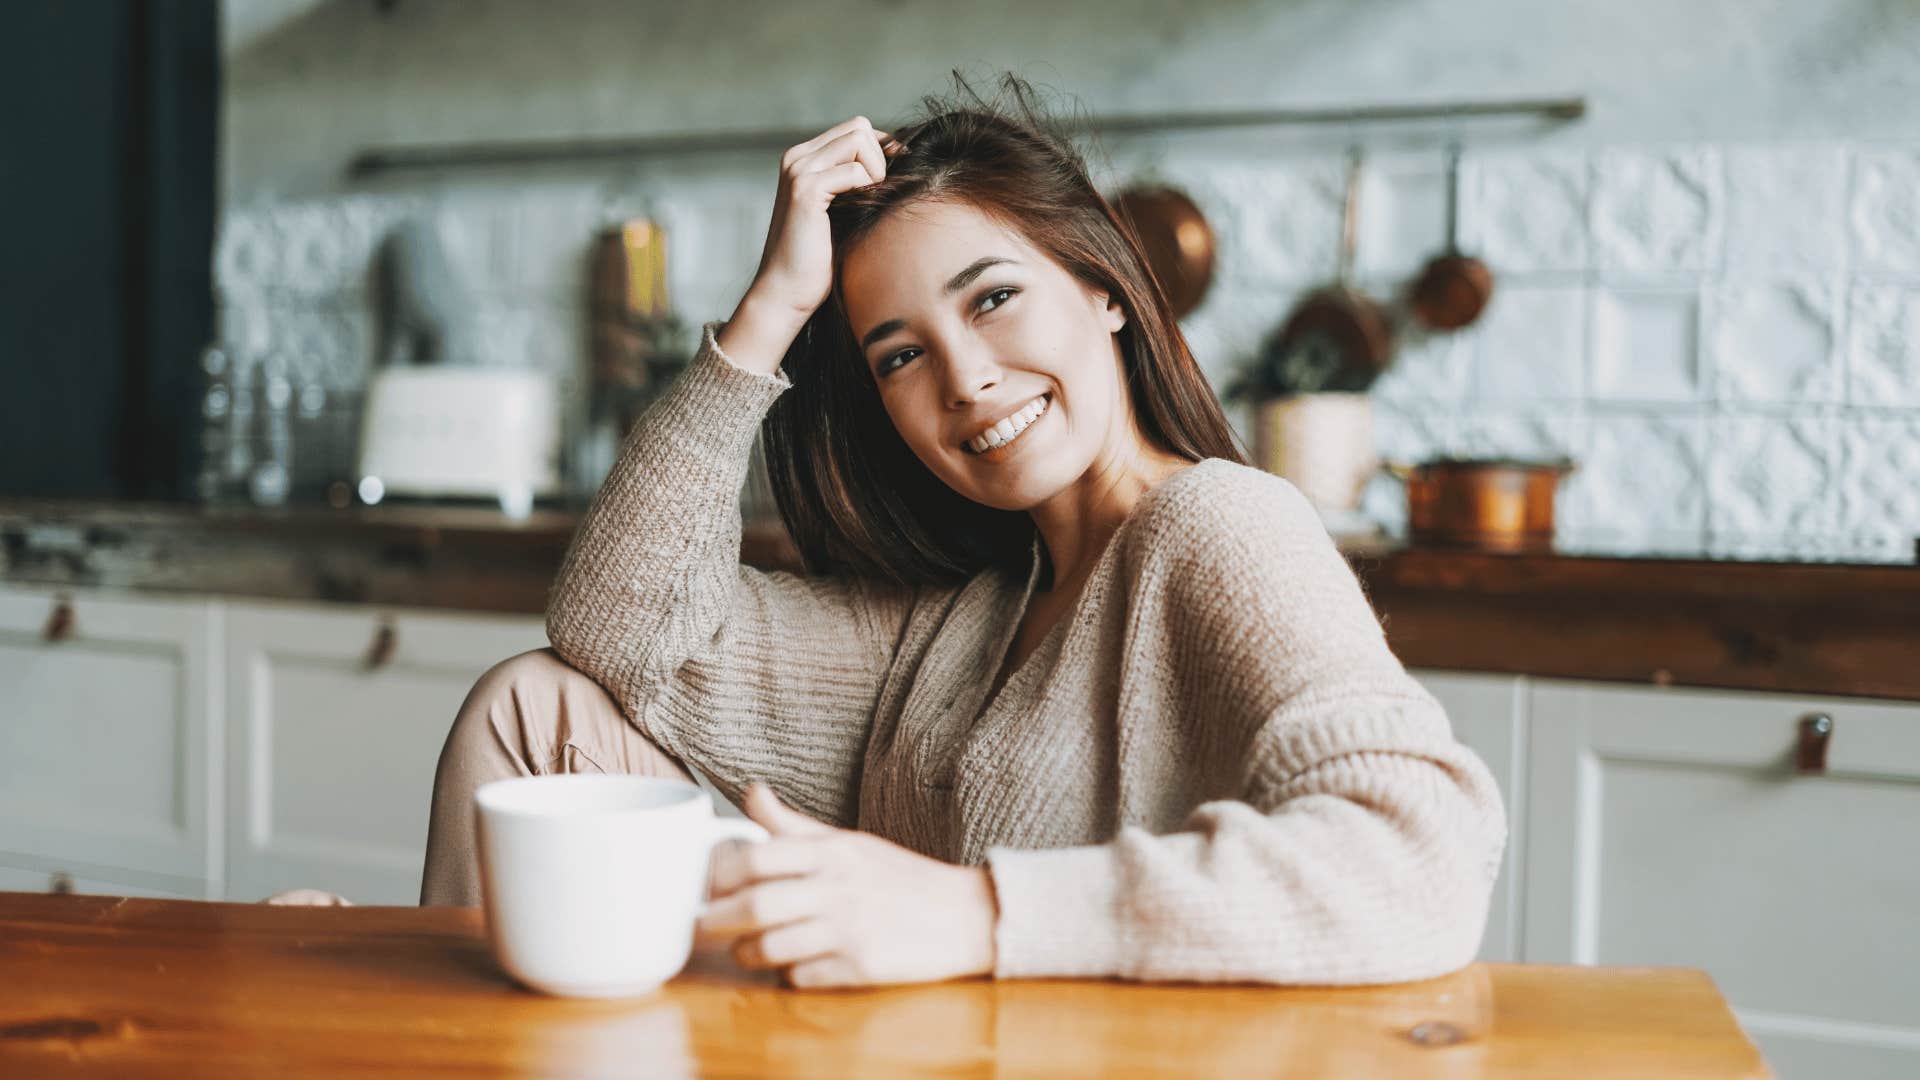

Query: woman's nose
941;341;1002;408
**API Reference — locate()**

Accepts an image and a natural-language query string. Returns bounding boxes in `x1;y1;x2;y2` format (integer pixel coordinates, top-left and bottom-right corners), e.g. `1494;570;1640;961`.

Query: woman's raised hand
717;117;904;376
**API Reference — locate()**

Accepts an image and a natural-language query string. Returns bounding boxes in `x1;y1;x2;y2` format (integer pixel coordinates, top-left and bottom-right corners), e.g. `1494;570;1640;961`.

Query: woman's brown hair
760;71;1250;587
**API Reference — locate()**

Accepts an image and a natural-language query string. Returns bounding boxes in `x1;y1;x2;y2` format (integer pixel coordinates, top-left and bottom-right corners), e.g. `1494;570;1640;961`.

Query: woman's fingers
708;835;822;897
790;161;884;205
782;115;879;169
785;954;861;989
791;127;888;185
698;875;822;935
732;918;836;970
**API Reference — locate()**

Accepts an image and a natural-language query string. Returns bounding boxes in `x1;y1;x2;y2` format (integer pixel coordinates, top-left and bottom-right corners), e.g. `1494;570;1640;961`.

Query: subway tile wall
213;138;1920;563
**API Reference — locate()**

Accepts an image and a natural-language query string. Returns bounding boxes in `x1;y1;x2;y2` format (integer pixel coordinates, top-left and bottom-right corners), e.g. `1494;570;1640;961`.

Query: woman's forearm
544;322;793;708
716;289;808;379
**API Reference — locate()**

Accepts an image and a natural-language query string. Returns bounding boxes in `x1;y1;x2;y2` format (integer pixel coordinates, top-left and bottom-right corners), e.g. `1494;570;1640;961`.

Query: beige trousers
419;648;696;907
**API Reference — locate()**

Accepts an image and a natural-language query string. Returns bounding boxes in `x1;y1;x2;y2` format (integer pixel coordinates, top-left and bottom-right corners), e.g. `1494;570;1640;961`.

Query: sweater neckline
980;457;1219;717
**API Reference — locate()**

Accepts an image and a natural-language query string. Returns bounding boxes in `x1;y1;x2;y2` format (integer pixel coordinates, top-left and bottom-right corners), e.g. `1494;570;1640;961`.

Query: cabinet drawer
1525;681;1920;1074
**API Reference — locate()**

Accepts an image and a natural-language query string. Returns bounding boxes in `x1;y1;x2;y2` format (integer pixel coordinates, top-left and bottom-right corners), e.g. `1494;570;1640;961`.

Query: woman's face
839;199;1130;512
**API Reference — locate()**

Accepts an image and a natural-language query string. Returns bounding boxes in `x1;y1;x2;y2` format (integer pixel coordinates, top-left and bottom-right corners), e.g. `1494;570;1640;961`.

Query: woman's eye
979;287;1017;312
880;348;920;374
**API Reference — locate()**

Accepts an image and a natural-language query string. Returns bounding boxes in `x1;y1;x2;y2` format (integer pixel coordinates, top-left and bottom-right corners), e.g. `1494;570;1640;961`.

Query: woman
418;76;1506;990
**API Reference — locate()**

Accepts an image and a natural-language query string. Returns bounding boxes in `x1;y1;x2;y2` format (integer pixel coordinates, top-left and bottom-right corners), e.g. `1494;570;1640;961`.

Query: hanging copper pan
1113;185;1216;320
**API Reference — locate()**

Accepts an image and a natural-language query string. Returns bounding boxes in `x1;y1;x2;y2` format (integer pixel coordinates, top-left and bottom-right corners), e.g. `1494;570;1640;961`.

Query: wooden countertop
0;892;1770;1078
4;497;1917;700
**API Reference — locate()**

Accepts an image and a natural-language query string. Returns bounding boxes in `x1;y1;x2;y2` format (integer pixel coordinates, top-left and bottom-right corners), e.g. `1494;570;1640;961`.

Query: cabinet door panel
0;587;216;890
1525;680;1920;1076
1411;670;1525;963
226;602;545;905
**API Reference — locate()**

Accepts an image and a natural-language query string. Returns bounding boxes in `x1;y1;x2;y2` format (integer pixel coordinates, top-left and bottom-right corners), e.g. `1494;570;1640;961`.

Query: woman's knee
443;649;582;773
446;648;689;780
465;648;584;710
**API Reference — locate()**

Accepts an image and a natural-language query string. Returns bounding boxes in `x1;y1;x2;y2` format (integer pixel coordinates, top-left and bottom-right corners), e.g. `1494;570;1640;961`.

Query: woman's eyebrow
858;256;1021;353
942;255;1018;295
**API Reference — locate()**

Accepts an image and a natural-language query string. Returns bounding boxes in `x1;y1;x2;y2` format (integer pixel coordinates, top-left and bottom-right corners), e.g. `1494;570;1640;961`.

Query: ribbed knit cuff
638;320;793;477
701;319;794;390
986;843;1128;979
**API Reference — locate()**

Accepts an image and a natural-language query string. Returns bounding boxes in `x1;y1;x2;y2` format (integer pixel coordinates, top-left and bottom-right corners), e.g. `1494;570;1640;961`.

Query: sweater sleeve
983;471;1507;984
544;321;915;827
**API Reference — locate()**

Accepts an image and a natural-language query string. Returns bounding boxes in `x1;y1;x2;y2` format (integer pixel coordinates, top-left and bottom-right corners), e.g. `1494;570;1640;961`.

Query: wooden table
0;893;1770;1078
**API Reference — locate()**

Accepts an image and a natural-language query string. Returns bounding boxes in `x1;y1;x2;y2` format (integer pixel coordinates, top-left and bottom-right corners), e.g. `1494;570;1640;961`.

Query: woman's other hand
718;116;905;376
696;781;998;989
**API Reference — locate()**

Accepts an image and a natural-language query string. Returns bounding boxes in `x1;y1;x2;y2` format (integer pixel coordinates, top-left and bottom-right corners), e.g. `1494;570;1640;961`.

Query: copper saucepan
1383;457;1576;553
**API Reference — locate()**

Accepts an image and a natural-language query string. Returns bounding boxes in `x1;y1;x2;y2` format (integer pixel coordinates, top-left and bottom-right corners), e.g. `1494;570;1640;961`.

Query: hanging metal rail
345;95;1585;178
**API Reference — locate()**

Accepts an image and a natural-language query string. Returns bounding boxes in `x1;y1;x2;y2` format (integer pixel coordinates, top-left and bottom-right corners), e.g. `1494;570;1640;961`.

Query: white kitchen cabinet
0;585;220;897
223;601;546;906
1523;680;1920;1079
1412;669;1528;963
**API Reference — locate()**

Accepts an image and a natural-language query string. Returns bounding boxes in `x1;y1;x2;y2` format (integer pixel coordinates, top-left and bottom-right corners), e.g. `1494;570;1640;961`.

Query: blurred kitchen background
3;5;1917;1077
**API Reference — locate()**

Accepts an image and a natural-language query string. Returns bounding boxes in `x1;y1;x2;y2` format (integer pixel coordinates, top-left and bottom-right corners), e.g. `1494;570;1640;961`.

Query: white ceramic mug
474;774;767;998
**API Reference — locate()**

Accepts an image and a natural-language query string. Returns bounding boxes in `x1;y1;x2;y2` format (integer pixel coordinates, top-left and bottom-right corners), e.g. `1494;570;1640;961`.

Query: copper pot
1385;457;1575;553
1112;184;1216;319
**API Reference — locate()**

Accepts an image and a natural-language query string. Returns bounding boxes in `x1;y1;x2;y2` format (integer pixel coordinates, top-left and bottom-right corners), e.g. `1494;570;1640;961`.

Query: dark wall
0;0;217;500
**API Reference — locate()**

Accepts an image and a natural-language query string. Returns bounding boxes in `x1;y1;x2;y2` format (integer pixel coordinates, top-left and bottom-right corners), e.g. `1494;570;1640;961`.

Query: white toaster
356;367;561;515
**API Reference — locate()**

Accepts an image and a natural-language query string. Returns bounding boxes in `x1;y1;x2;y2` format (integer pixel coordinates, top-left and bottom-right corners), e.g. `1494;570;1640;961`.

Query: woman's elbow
1385;787;1507;981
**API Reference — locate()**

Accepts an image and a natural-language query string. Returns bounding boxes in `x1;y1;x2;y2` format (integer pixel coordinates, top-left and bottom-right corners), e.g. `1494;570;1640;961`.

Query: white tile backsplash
1470;285;1587;403
1452;408;1587;462
1211;158;1346;286
1559;412;1709;551
1838;415;1920;559
1354;150;1449;281
1846;283;1920;407
1850;146;1920;278
1591;146;1725;274
1461;150;1588;274
1723;144;1849;277
1370;327;1472;407
1705;414;1842;544
1706;280;1841;404
1589;286;1702;403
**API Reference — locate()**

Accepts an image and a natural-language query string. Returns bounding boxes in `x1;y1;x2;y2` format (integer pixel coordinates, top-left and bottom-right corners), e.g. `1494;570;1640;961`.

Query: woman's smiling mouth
962;394;1050;455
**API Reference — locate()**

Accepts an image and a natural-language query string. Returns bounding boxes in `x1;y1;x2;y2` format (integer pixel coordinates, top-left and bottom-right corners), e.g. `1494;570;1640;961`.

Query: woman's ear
1097;290;1127;333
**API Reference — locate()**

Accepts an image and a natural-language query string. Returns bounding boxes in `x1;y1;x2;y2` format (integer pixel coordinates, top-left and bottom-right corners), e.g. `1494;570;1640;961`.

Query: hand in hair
695;782;999;989
718;116;906;376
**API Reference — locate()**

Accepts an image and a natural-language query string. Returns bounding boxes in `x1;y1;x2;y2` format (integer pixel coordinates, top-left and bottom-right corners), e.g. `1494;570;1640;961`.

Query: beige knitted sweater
546;322;1508;985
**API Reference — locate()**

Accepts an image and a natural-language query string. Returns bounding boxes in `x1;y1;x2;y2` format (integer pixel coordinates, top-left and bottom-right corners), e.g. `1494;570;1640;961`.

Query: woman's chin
950;458;1073;513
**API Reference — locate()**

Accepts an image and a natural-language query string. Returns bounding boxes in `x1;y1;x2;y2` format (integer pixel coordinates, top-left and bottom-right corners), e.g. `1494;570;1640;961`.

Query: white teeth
967;394;1048;454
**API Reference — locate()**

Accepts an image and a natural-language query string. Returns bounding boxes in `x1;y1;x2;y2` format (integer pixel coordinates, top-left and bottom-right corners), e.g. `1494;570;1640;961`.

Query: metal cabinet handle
363;619;398;671
43;594;74;642
1796;713;1833;775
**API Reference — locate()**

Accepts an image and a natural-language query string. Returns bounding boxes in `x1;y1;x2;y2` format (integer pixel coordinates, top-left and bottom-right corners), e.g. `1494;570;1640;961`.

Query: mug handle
699;816;770;905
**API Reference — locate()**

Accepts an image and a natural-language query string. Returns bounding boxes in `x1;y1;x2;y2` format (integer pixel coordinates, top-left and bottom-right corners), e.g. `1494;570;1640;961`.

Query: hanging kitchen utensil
1113;184;1216;320
1407;143;1494;332
1260;148;1396;396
